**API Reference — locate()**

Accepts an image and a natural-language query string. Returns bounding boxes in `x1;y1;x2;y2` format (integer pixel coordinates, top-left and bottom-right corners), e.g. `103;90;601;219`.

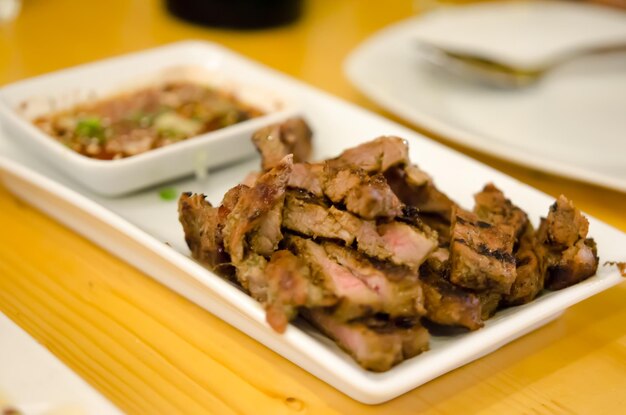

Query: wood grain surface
1;1;625;413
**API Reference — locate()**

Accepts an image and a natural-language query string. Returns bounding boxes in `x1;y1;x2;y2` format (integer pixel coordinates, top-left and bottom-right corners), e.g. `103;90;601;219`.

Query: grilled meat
178;193;231;274
304;309;429;372
265;250;336;333
221;156;292;300
234;253;269;302
537;196;599;290
288;162;324;197
333;136;409;173
179;129;601;373
503;223;543;305
473;184;540;306
322;160;403;220
285;235;424;321
282;190;436;269
222;156;292;263
252;117;312;170
541;195;590;249
449;207;516;293
544;239;598;290
323;242;425;318
474;183;528;240
420;261;484;330
282;189;360;243
384;164;457;224
477;291;501;320
377;221;437;270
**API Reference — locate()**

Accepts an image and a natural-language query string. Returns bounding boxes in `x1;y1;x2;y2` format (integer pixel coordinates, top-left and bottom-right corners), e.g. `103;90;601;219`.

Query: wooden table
1;1;625;413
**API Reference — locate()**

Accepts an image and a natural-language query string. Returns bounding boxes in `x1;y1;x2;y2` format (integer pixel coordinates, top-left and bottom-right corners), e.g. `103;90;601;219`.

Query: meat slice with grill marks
473;184;542;306
284;235;425;321
282;190;437;269
503;223;543;305
541;195;589;249
384;164;458;240
220;156;293;300
544;238;598;290
377;221;438;270
333;136;409;173
303;309;429;372
288;162;324;197
285;235;380;321
449;207;516;293
323;242;425;319
282;189;364;244
474;183;528;239
419;249;484;330
178;193;231;274
537;196;599;290
264;250;337;333
222;155;292;263
234;253;269;303
251;117;312;170
322;160;403;220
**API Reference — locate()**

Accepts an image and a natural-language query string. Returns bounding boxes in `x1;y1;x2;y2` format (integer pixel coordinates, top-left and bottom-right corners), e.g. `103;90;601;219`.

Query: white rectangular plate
1;41;624;404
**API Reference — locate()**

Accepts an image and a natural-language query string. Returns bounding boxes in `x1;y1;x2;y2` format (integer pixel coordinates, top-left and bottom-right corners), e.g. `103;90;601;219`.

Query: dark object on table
165;0;304;29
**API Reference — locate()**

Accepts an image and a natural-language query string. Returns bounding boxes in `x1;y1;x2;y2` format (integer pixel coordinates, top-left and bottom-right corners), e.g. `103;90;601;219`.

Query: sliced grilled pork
419;249;484;330
288;162;324;197
384;164;457;224
474;183;528;239
285;235;379;321
333;136;409;173
537;196;599;290
234;253;268;302
304;309;429;372
248;203;283;257
221;156;293;300
178;193;231;273
421;272;484;331
545;239;598;290
377;221;437;270
323;242;425;318
284;235;424;321
503;223;543;305
251;118;312;170
541;195;590;249
222;156;292;263
473;184;538;306
282;190;361;243
477;291;501;319
265;250;337;333
322;160;403;220
449;208;516;293
282;190;437;269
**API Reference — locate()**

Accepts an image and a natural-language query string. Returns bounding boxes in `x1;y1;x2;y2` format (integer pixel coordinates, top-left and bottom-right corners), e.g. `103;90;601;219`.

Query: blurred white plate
345;1;626;192
0;313;122;415
409;1;626;69
1;41;624;405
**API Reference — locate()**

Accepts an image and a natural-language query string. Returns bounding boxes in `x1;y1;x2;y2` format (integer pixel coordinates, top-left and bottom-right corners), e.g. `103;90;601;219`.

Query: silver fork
416;40;626;88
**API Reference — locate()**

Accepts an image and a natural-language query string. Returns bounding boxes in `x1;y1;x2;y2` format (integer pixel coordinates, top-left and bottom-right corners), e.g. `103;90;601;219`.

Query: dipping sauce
32;81;264;160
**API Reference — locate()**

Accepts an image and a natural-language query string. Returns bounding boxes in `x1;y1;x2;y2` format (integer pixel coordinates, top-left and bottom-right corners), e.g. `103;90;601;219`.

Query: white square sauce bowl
0;42;300;196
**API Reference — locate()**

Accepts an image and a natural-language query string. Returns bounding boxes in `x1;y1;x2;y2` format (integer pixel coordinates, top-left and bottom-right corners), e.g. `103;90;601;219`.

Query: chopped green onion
158;187;178;201
159;128;182;140
75;117;105;141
